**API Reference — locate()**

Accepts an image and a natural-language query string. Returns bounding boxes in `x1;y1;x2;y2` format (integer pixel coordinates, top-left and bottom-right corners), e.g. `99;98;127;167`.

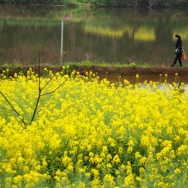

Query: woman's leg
177;53;182;67
172;53;182;67
178;58;182;67
171;57;178;67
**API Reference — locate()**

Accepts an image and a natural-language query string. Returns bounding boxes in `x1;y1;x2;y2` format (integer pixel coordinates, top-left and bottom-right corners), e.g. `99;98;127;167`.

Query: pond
0;5;188;66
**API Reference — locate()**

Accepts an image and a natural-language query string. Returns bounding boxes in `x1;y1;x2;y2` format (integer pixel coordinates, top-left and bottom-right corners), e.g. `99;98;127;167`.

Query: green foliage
91;0;99;6
103;0;113;6
0;0;188;6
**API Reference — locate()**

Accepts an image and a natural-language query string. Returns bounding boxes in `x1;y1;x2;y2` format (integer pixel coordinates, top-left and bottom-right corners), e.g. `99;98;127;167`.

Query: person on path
171;34;183;67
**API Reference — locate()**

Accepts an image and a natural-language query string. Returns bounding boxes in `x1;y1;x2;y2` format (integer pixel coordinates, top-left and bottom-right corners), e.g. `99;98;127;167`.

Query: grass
0;60;150;68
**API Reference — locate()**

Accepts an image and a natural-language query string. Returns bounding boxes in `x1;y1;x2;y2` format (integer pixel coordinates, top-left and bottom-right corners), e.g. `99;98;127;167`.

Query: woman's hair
175;34;181;39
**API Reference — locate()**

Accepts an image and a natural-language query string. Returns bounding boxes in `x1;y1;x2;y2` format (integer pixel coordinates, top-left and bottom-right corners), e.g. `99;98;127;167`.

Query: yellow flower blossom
0;69;188;187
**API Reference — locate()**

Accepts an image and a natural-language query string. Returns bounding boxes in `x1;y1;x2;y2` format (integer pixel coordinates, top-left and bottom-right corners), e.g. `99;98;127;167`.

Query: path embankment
1;65;188;83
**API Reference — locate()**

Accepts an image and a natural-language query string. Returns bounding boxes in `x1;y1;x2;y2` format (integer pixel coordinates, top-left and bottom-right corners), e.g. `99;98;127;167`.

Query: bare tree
0;45;69;126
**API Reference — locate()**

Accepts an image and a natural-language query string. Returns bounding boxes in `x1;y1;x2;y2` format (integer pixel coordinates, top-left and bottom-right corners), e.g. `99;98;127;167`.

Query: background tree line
0;0;188;7
89;0;188;8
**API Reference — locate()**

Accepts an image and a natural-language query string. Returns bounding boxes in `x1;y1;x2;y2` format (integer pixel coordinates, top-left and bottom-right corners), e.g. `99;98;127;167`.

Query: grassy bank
1;63;188;84
1;62;188;77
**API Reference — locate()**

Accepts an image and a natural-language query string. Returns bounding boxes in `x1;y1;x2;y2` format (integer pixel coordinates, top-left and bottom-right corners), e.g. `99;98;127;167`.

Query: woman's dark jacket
175;39;183;58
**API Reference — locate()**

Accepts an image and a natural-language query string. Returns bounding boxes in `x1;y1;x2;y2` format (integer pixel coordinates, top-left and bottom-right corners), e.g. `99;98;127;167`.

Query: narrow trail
1;65;188;84
75;65;188;84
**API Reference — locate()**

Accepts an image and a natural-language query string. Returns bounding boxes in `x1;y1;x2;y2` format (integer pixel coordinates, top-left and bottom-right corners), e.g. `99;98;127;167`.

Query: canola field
0;67;188;188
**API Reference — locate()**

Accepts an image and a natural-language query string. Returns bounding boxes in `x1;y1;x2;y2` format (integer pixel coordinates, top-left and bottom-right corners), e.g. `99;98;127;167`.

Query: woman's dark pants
172;53;182;67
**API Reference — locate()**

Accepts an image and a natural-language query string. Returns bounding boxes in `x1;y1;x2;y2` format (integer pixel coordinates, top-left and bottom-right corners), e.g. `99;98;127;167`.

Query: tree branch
0;91;26;125
41;74;55;91
30;45;42;124
41;77;68;96
29;89;41;124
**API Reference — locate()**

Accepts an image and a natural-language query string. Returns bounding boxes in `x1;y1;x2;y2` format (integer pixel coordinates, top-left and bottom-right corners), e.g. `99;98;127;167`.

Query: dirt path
75;65;188;83
1;65;188;84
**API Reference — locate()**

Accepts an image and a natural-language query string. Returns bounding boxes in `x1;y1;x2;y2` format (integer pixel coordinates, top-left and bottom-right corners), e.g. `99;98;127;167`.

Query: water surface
0;5;188;66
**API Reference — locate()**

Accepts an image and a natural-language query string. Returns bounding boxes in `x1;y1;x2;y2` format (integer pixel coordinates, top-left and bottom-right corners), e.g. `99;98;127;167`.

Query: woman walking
171;34;183;67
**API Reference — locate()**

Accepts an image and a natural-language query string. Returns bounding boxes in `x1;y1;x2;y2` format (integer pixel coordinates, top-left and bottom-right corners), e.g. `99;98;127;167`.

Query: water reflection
139;82;188;95
0;5;188;66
